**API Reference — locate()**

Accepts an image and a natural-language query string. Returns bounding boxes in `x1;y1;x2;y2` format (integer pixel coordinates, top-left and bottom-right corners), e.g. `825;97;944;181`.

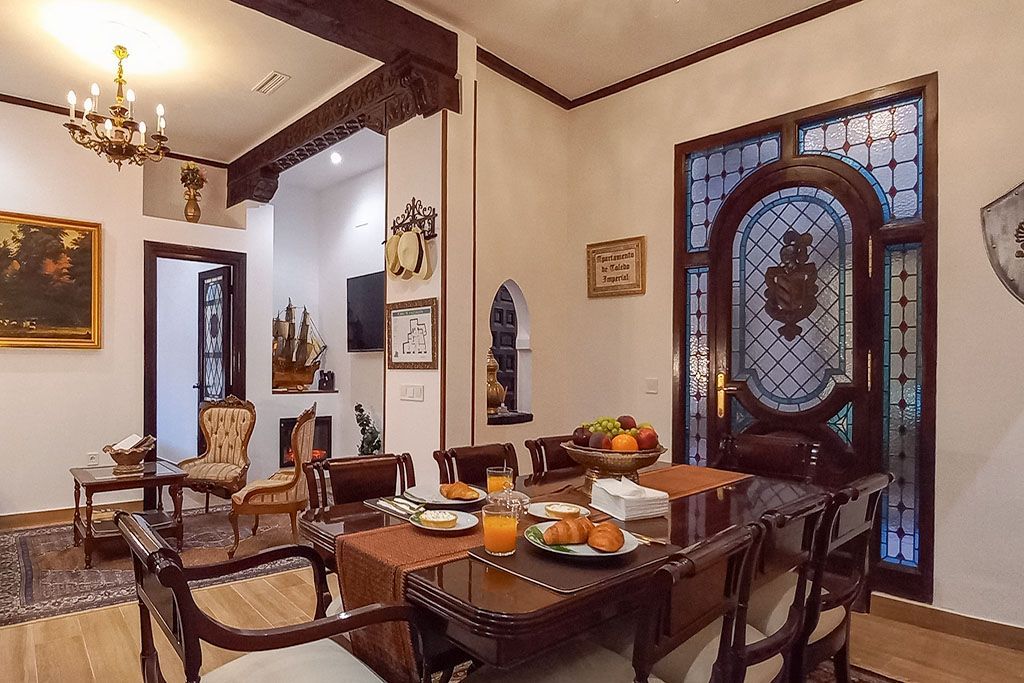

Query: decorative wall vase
486;349;506;415
180;162;207;225
982;180;1024;303
183;188;202;223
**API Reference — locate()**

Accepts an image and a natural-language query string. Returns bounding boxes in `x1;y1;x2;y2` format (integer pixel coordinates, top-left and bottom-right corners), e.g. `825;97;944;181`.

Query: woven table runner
337;522;484;683
638;464;750;499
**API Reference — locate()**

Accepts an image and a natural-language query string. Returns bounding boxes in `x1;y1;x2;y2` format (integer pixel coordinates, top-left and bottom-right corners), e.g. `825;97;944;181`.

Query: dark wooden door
706;159;884;488
490;285;517;411
197;266;232;452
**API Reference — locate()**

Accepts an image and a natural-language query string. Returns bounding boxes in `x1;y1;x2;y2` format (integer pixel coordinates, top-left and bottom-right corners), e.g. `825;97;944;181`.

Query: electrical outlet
644;378;659;395
87;451;99;466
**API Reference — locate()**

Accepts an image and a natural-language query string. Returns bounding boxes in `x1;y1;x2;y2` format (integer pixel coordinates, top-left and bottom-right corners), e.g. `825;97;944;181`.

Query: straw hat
385;233;404;276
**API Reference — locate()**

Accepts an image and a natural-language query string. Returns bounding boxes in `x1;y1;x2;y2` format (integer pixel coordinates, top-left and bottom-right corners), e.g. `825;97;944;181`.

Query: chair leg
204;493;210;514
290;511;298;542
228;511;241;558
251;515;260;536
833;641;851;683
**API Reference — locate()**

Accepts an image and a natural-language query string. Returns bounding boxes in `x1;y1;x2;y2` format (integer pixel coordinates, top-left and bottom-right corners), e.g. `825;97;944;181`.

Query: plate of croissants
524;517;638;557
405;482;487;506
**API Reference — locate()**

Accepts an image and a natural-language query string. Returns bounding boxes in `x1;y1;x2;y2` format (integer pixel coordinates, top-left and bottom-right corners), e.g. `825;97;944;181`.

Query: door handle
716;372;738;418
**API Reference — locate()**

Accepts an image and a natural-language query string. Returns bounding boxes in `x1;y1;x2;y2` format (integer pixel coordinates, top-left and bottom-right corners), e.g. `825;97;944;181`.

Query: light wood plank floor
1;568;1021;683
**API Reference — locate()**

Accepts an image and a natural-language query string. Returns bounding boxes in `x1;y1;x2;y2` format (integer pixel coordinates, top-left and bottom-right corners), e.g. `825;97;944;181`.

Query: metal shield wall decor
982;181;1024;303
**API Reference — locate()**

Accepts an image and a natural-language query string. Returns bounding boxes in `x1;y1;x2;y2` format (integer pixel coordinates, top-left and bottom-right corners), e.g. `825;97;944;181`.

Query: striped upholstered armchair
179;396;256;513
228;403;316;558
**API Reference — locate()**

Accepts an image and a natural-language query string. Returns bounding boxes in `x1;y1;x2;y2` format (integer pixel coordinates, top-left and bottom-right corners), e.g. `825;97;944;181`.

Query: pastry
418;510;458;529
587;521;625;553
544;503;582;520
542;516;594;545
439;482;480;501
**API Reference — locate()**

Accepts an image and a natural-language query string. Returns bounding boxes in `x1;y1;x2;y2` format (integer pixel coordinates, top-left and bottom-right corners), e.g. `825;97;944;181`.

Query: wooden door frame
143;242;247;506
672;73;938;603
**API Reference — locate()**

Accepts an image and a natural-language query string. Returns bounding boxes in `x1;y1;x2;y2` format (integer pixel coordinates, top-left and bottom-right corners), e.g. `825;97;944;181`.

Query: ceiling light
330;152;342;165
40;1;186;74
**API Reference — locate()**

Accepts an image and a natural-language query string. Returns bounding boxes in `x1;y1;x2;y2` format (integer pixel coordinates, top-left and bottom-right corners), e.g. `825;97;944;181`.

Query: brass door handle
716;372;738;418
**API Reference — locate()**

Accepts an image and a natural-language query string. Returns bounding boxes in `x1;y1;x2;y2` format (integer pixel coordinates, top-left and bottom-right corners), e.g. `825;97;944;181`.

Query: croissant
542;517;595;545
439;481;479;501
587;521;625;553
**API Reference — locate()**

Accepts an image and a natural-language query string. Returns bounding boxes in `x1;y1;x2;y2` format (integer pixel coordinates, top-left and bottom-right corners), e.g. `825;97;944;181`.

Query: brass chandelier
63;45;169;169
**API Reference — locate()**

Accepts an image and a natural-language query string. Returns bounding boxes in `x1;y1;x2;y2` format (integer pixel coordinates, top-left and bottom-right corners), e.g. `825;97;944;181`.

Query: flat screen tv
347;271;385;352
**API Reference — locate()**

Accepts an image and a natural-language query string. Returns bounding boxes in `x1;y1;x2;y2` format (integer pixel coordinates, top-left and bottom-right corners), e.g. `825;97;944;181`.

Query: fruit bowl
560;442;667;498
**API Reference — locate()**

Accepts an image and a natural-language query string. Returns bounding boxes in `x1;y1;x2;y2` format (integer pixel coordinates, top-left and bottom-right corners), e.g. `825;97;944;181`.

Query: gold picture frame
0;211;102;348
385;297;438;369
586;235;646;298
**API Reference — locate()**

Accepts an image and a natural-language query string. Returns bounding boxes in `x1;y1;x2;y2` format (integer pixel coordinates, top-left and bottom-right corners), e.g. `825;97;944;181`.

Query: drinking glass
486;465;514;493
482;503;518;556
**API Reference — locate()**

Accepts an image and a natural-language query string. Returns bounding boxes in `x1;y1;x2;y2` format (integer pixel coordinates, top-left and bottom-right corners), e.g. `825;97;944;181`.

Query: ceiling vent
252;71;291;95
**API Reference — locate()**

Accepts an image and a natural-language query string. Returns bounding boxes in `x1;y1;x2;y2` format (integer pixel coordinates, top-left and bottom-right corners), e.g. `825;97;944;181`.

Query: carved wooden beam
227;55;459;206
229;0;458;76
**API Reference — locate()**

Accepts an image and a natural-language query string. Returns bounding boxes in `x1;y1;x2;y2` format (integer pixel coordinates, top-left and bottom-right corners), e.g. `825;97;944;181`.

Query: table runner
336;522;484;683
638;463;750;499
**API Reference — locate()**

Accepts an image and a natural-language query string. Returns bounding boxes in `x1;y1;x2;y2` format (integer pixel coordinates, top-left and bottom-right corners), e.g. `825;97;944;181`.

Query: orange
611;434;639;452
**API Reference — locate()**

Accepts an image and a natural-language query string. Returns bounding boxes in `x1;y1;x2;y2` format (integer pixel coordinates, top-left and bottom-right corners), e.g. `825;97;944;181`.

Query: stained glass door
197;266;232;452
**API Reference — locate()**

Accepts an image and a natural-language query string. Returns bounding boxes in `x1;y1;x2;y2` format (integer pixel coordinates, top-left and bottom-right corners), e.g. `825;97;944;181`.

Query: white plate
404;483;487;506
524;521;639;558
408;510;479;533
527;502;591;521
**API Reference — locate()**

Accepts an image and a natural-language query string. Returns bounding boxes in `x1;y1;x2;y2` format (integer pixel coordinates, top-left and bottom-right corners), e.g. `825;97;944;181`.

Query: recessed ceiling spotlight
330;152;342;165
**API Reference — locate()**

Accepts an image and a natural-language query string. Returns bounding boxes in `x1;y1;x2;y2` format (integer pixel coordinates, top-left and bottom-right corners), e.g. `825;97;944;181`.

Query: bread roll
542;517;594;545
587;521;625;553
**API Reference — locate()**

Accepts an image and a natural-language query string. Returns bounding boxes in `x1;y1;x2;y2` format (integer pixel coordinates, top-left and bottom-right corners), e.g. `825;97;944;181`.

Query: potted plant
354;403;381;455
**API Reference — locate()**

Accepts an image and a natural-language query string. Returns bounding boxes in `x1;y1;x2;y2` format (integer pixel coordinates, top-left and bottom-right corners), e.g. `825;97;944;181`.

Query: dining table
298;462;826;682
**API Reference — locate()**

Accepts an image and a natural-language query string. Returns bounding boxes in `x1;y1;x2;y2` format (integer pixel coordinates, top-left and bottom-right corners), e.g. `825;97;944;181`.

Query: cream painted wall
273;184;321;319
142;161;246;230
564;0;1024;626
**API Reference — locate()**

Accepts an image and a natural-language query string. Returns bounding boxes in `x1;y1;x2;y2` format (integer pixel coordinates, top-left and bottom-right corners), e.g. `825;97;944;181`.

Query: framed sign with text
385;297;439;369
586;235;646;298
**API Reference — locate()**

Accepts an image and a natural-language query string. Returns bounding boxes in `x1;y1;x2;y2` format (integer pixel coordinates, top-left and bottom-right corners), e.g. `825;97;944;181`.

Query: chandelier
63;45;169;169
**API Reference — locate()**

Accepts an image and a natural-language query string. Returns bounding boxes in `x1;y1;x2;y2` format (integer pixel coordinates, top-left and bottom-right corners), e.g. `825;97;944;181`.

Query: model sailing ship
273;300;327;390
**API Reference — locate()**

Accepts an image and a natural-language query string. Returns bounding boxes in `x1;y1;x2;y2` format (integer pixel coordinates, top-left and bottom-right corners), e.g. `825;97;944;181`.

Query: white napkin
590;478;669;521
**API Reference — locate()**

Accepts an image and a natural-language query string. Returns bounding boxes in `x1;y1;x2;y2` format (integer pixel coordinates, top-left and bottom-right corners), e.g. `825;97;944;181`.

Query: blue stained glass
799;96;924;223
684;267;710;465
686;133;781;251
827;403;854;444
880;244;922;568
731;186;854;412
730;397;755;433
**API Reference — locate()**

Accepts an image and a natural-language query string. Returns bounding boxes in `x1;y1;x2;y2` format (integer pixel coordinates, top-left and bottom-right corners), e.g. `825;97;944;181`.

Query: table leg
156;485;164;512
171;484;184;551
73;481;81;547
84;491;94;569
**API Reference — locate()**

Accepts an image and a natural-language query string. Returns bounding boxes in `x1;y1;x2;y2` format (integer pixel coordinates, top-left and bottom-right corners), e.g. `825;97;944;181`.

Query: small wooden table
70;461;186;568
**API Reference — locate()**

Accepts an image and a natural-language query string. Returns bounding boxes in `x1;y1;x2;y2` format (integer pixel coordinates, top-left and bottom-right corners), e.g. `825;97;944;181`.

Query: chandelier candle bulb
67;90;76;120
104;119;112;135
126;88;135;118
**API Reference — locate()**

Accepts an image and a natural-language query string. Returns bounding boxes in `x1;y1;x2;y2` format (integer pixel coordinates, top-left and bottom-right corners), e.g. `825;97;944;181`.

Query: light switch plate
400;384;425;402
644;378;659;395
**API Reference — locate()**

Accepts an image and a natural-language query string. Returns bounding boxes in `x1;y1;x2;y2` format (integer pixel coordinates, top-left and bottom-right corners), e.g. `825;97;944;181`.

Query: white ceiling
406;0;829;100
0;0;380;162
279;128;386;192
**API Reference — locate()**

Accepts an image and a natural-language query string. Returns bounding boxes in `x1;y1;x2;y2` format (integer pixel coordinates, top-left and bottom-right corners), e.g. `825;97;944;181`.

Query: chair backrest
716;433;821;484
305;453;416;507
433;443;517;486
285;403;316;502
632;524;760;683
524;435;577;475
198;395;256;467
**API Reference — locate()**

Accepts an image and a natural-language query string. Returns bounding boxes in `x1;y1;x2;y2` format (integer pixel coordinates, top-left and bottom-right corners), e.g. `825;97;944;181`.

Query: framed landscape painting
0;211;101;348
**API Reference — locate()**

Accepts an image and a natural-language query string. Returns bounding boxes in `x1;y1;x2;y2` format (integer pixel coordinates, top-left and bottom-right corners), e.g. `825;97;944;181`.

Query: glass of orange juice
486;465;514;494
482;503;518;556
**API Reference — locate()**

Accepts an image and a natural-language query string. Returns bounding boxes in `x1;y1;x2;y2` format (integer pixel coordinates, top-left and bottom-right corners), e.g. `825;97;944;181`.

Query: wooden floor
1;568;1022;683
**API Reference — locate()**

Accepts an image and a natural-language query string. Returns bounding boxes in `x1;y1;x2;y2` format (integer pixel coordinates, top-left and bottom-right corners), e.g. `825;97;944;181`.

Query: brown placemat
638;464;751;499
337;521;484;683
468;535;681;594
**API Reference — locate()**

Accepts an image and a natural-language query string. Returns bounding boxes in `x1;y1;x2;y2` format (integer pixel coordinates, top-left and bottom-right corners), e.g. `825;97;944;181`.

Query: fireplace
280;416;332;467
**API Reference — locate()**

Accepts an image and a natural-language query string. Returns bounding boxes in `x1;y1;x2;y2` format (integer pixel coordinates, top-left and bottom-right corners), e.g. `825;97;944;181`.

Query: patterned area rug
0;505;304;626
809;663;903;682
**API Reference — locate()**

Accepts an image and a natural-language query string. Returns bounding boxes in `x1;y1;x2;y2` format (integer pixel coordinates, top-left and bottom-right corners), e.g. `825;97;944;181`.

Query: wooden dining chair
714;433;822;484
524;435;577;474
304;453;416;507
115;510;432;683
433;443;517;487
747;472;891;683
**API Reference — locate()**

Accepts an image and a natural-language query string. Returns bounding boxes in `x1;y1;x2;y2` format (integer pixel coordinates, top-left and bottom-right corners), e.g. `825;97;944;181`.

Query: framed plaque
586;235;646;298
385;297;438;369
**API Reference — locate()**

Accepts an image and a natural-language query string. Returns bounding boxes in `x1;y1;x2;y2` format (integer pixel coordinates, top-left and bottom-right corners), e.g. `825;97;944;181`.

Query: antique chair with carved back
227;403;315;558
115;510;431;683
178;395;256;513
714;433;822;484
524;435;577;475
304;453;416;508
433;443;518;487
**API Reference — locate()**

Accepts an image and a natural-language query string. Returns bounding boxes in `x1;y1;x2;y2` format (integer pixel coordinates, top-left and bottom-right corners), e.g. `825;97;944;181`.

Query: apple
589;431;613;450
618;415;638;430
636;427;659;450
572;426;592;447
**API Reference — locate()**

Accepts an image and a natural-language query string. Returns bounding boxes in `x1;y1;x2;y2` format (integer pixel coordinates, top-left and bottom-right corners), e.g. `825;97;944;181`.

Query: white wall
156;258;227;463
272;185;321;318
142;161;246;230
562;0;1024;626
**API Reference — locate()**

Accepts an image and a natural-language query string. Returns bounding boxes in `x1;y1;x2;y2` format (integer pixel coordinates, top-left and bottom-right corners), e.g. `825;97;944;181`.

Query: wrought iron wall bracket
389;197;438;241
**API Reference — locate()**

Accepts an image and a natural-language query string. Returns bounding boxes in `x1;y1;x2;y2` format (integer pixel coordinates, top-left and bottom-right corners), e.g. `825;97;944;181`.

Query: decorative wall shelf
271;389;340;395
487;411;534;426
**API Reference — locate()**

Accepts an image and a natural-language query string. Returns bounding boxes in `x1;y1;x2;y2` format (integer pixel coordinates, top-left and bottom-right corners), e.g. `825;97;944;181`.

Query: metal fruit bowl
561;442;667;498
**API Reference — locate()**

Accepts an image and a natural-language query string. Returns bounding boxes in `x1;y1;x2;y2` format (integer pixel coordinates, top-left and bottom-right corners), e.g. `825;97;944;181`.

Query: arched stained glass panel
731;186;854;412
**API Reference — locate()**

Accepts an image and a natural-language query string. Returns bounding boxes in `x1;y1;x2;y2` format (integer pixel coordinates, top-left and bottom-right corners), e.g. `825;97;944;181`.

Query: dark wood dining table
299;464;826;674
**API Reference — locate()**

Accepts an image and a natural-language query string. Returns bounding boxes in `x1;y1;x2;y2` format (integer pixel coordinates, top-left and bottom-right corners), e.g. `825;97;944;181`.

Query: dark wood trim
476;48;572;110
162;151;229;169
471;80;479;445
143;242;247;508
440;110;449;451
382;134;389;453
227;56;460;206
228;0;457;75
870;593;1024;653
